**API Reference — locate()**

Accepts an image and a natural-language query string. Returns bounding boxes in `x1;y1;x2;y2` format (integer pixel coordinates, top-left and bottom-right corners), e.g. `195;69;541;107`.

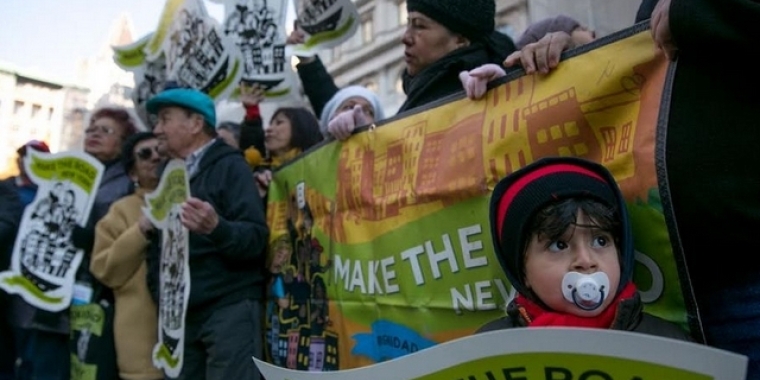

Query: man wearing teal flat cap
146;88;269;380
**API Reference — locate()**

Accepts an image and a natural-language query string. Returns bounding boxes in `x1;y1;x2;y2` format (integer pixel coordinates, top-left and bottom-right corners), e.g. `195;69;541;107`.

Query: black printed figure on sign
222;0;286;87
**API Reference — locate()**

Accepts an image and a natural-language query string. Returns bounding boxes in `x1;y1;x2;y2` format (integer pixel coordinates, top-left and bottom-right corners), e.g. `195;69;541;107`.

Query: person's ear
189;113;205;134
456;35;471;48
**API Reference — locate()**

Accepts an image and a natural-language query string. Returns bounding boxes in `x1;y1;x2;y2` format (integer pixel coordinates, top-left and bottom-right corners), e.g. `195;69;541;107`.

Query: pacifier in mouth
561;271;610;311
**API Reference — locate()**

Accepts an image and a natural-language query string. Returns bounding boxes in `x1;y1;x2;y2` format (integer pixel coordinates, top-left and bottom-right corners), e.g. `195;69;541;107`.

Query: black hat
488;157;634;300
407;0;495;42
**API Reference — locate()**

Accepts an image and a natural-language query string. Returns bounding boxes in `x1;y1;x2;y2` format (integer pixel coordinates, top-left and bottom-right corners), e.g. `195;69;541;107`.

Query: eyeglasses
136;146;160;161
85;124;118;136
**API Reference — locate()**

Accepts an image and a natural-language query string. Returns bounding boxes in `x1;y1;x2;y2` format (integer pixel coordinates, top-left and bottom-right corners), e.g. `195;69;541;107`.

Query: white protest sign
0;150;104;312
143;159;191;378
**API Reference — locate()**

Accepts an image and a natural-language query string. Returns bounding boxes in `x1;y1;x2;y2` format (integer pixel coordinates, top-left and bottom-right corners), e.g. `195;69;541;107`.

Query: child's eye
548;241;568;252
592;235;609;248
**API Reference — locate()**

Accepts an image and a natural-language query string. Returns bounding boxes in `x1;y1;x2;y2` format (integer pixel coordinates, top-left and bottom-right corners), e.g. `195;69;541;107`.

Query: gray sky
0;0;226;83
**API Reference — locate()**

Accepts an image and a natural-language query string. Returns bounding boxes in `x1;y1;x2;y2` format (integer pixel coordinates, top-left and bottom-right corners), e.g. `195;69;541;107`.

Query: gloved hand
327;105;372;141
458;64;507;100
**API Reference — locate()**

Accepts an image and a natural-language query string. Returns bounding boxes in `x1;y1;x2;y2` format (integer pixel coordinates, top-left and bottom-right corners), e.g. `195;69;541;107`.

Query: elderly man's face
153;106;201;159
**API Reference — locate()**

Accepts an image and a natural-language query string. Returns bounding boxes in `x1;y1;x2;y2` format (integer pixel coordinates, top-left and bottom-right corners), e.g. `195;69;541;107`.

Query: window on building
32;104;42;118
361;13;374;43
48;107;54;120
348;21;363;49
13;101;23;115
398;0;408;26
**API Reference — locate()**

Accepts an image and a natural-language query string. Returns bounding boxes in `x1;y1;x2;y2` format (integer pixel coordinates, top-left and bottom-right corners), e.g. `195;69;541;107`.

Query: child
479;156;691;341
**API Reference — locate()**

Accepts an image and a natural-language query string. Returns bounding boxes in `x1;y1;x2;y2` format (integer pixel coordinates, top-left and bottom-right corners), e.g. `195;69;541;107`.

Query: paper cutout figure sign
143;159;191;378
0;150;104;312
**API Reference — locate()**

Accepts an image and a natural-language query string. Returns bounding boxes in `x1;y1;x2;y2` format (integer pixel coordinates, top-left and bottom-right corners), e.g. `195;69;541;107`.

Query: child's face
523;209;620;317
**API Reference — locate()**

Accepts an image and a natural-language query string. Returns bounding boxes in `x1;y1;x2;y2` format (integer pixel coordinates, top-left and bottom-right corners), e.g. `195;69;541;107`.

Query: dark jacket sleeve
296;56;340;119
635;0;659;22
670;0;760;53
239;107;265;155
207;155;269;261
145;229;161;304
0;180;22;269
71;225;95;253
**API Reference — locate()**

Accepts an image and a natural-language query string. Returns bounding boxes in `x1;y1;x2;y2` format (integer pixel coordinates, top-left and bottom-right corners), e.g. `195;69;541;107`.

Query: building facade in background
58;86;91;153
0;63;72;177
0;14;134;177
76;12;136;110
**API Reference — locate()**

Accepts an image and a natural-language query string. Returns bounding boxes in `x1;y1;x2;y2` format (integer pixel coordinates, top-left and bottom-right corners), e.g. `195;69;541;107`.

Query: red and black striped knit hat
488;156;634;302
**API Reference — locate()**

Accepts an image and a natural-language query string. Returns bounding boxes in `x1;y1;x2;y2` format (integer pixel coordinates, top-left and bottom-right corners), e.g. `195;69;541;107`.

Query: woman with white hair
286;27;386;141
318;85;385;140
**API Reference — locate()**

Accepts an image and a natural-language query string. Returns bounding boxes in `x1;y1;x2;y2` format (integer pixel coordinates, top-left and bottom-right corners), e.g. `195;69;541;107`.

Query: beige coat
90;190;163;380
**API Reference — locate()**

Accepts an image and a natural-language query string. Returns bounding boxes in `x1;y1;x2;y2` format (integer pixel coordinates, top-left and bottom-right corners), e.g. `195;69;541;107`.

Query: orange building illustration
486;83;640;183
335;115;484;223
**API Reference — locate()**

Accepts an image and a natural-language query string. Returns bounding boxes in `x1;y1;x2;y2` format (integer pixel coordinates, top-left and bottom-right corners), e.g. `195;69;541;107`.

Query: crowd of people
1;0;758;379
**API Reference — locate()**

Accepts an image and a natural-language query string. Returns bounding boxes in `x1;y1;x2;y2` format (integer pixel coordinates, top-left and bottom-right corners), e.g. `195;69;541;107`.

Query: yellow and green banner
263;25;693;371
255;328;747;380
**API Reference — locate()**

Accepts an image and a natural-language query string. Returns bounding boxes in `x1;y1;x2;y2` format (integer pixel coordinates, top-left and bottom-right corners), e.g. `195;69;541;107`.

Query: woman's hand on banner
459;64;507;100
651;0;677;60
504;31;573;74
180;197;219;234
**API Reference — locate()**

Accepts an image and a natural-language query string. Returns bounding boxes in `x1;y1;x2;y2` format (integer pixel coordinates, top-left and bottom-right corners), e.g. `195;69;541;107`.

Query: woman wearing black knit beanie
327;0;517;140
396;0;516;114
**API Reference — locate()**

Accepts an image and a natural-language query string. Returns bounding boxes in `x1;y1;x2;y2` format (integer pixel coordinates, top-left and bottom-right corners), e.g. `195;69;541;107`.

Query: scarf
268;148;302;170
399;45;489;114
399;31;516;114
514;282;638;329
